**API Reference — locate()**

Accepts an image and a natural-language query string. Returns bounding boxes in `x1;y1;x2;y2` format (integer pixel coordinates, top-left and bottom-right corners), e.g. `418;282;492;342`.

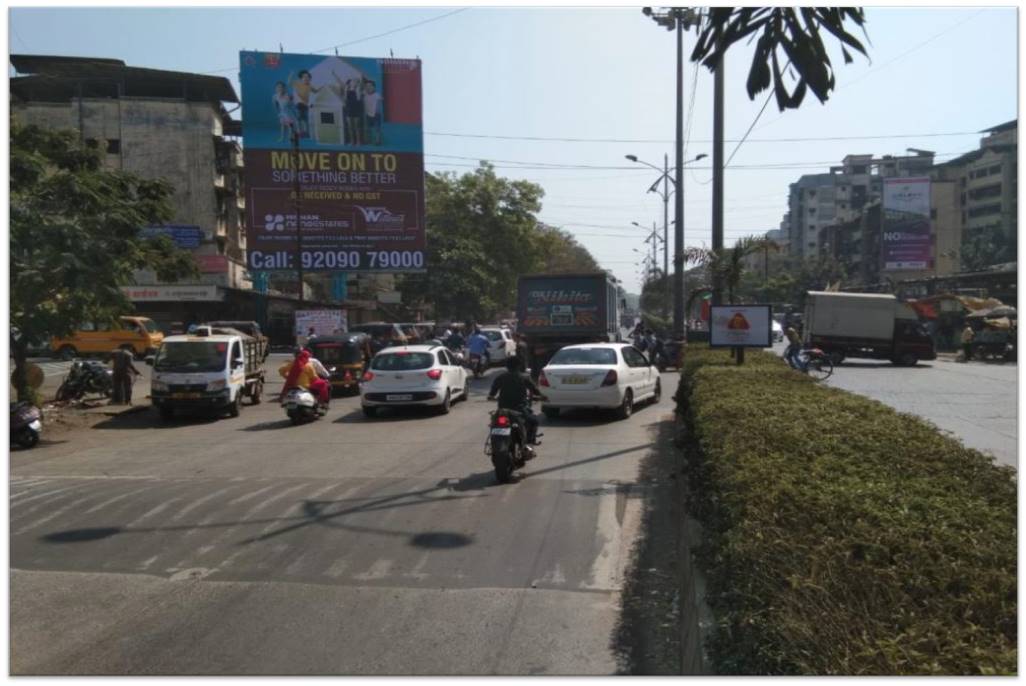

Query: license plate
490;427;512;436
386;394;413;401
286;402;298;409
172;392;201;399
563;376;588;385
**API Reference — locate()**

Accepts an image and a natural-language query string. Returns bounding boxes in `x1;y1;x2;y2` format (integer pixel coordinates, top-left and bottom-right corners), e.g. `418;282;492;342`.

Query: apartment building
10;54;250;300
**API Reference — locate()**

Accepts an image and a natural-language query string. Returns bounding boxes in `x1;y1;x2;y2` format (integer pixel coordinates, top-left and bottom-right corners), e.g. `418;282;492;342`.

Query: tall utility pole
672;9;685;339
291;126;304;304
711;39;725;306
662;154;669;285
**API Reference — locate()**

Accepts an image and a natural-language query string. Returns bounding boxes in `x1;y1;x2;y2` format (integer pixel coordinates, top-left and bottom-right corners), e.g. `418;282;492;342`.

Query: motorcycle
55;360;113;401
282;387;327;425
484;394;545;483
468;352;485;379
10;402;42;449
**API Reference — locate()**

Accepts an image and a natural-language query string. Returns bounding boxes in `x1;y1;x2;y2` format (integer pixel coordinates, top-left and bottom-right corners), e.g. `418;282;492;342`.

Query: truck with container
803;291;936;366
148;327;266;421
516;272;623;376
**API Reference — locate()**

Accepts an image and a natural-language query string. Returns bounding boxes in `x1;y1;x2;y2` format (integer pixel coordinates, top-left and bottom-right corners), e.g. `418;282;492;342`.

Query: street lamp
626;153;706;321
641;6;699;343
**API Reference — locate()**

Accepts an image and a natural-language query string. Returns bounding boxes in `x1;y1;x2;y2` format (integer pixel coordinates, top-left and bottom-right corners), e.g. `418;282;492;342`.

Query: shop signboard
121;285;222;302
295;309;348;337
140;225;204;249
240;50;425;273
709;305;772;348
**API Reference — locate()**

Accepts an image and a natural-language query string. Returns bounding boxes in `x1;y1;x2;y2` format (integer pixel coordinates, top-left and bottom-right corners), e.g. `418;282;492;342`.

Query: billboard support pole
290;126;304;305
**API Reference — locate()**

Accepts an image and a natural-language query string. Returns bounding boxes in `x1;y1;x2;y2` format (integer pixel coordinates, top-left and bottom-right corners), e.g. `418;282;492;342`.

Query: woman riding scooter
279;348;330;409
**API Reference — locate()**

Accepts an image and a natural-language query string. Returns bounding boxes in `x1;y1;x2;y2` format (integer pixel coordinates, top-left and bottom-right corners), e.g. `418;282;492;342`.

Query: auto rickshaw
306;333;372;396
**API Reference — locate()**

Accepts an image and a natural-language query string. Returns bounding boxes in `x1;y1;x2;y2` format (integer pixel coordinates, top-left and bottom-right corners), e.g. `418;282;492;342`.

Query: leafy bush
679;346;1017;675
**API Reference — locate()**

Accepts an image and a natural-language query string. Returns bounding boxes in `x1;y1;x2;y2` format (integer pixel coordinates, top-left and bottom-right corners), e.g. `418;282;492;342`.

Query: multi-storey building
10;54;250;302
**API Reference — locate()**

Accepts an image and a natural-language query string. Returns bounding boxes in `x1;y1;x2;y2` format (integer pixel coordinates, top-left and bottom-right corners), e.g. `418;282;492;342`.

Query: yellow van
51;316;164;360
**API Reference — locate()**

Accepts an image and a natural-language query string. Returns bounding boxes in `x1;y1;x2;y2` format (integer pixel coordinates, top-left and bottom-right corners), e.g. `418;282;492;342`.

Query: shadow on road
834;361;933;370
90;409;220;431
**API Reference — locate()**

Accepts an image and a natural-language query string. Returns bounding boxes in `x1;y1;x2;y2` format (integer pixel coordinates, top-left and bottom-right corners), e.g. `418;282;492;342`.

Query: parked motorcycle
282;387;326;425
10;402;42;449
55;360;113;401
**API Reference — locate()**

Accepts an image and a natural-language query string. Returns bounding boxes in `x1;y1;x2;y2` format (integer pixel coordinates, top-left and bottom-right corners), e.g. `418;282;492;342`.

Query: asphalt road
11;354;683;675
771;342;1018;469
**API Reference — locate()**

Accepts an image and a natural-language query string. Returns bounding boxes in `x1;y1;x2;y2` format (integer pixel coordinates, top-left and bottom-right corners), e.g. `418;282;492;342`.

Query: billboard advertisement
239;51;425;273
881;177;932;271
709;305;772;348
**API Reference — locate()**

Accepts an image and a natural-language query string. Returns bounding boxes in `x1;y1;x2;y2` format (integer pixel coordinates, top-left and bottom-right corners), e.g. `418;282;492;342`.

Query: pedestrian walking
961;324;975;362
110;348;140;405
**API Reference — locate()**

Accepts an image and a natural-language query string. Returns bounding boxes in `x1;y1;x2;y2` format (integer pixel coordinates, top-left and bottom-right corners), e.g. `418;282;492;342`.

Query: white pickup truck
148;329;265;421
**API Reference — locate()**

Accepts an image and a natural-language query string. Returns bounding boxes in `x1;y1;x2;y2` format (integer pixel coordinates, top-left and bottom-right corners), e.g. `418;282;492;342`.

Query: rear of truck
517;273;618;376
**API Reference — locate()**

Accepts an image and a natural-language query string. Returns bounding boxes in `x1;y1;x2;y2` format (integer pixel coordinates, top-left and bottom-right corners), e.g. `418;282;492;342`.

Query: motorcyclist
467;328;491;371
446;327;465;352
487;355;544;453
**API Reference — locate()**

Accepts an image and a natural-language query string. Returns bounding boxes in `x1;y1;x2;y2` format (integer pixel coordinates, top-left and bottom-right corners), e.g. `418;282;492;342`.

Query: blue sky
9;5;1018;293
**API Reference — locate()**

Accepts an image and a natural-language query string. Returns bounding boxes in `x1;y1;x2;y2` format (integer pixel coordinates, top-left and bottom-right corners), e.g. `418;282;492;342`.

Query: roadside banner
709;305;772;348
882;177;932;271
295;309;348;339
240;51;425;273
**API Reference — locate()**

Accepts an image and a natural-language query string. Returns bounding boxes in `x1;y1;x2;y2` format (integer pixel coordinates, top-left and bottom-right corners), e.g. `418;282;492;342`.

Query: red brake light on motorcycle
427;369;443;380
496;414;510;427
601;370;618;386
539;371;550;387
361;371;374;382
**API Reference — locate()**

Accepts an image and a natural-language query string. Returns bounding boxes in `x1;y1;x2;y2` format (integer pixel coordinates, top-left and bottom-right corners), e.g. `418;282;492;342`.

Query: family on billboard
272;69;384;146
240;50;423;151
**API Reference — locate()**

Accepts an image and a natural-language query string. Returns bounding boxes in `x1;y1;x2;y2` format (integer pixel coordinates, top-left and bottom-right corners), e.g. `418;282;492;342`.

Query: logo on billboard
727;312;751;331
263;53;281;69
264;214;286;232
356;206;406;230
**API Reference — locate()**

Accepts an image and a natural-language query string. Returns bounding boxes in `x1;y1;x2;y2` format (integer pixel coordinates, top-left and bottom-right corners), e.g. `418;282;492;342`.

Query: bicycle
797;347;834;381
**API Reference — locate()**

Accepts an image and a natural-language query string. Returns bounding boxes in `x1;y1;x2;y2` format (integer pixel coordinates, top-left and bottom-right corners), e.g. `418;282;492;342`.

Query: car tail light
427;369;443;380
539;371;550;387
362;371;374;382
496;414;510;427
601;370;618;386
343;370;352;380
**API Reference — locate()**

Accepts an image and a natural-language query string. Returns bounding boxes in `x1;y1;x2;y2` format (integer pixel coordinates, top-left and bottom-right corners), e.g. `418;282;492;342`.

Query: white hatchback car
480;327;516;364
539;343;661;420
360;345;469;417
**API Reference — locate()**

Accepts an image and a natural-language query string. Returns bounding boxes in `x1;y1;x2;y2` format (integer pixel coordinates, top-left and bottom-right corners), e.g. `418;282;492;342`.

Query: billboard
140;225;203;249
239;51;425;272
517;276;607;333
709;305;772;348
882;177;932;271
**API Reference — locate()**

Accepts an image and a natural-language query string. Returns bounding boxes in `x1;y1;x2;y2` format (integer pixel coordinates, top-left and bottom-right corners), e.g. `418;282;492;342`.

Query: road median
676;345;1016;675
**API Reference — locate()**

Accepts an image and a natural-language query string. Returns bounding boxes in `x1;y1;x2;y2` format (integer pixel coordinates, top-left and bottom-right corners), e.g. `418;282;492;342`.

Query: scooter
10;402;42;449
282;387;327;425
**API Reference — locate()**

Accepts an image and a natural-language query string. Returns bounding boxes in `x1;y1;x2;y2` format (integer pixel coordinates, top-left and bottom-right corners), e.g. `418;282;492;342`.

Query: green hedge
678;346;1017;675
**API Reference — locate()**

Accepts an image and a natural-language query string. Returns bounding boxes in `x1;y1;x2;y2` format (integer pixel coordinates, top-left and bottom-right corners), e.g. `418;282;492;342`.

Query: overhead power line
424;130;984;144
202;8;469;75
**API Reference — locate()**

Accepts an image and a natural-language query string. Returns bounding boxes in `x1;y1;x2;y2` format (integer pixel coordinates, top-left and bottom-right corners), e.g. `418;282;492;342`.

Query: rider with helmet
487;355;544;450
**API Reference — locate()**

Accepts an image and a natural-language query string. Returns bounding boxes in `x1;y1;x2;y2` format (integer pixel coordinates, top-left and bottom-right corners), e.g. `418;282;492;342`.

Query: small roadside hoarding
295;309;348;342
709;305;772;348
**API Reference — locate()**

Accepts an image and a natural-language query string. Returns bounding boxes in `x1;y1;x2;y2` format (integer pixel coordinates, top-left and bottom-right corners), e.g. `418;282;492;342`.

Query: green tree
399;164;601;322
10;122;198;401
684;236;780;304
692;7;869;110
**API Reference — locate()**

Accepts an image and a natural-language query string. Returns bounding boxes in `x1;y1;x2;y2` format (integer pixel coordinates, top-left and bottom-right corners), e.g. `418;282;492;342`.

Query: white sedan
538;343;661;420
480;327;516;364
360;345;469;417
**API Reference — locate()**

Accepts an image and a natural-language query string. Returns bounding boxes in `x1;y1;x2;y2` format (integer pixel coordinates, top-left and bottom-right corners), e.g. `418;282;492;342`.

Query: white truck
148;328;266;421
803;291;936;366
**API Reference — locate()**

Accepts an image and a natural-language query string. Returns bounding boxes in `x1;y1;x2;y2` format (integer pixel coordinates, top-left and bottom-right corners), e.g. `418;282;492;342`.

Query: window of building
808;208;817;215
930;209;937;219
106;139;121;154
84;138;99;149
320;112;335;124
968;203;1002;219
989;165;1002;175
852;165;867;174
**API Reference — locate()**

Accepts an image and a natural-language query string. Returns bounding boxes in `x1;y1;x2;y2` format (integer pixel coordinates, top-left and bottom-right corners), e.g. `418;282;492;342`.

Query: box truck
803;291;936;366
517;273;622;376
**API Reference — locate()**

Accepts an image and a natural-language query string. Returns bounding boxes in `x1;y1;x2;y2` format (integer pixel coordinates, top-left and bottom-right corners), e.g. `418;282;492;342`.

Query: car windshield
154;342;227;372
371;352;435;371
136;319;159;334
483;331;503;342
351;325;395;338
549;348;617;365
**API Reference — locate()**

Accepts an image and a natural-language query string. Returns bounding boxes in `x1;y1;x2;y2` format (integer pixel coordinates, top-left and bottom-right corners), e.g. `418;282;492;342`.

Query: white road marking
13;493;97;535
353;558;393;581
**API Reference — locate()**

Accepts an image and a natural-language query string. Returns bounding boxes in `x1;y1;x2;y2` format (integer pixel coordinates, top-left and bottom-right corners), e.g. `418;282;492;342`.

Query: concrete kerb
672;396;715;674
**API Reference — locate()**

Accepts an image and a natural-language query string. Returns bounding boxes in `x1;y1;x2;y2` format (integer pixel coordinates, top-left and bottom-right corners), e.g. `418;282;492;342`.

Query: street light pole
711;36;725;306
291;126;304;305
672;8;685;340
663;153;669;287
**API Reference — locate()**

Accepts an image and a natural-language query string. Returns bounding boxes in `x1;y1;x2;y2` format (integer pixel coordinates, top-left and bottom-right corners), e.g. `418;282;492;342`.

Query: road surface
772;342;1018;468
11;356;683;675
